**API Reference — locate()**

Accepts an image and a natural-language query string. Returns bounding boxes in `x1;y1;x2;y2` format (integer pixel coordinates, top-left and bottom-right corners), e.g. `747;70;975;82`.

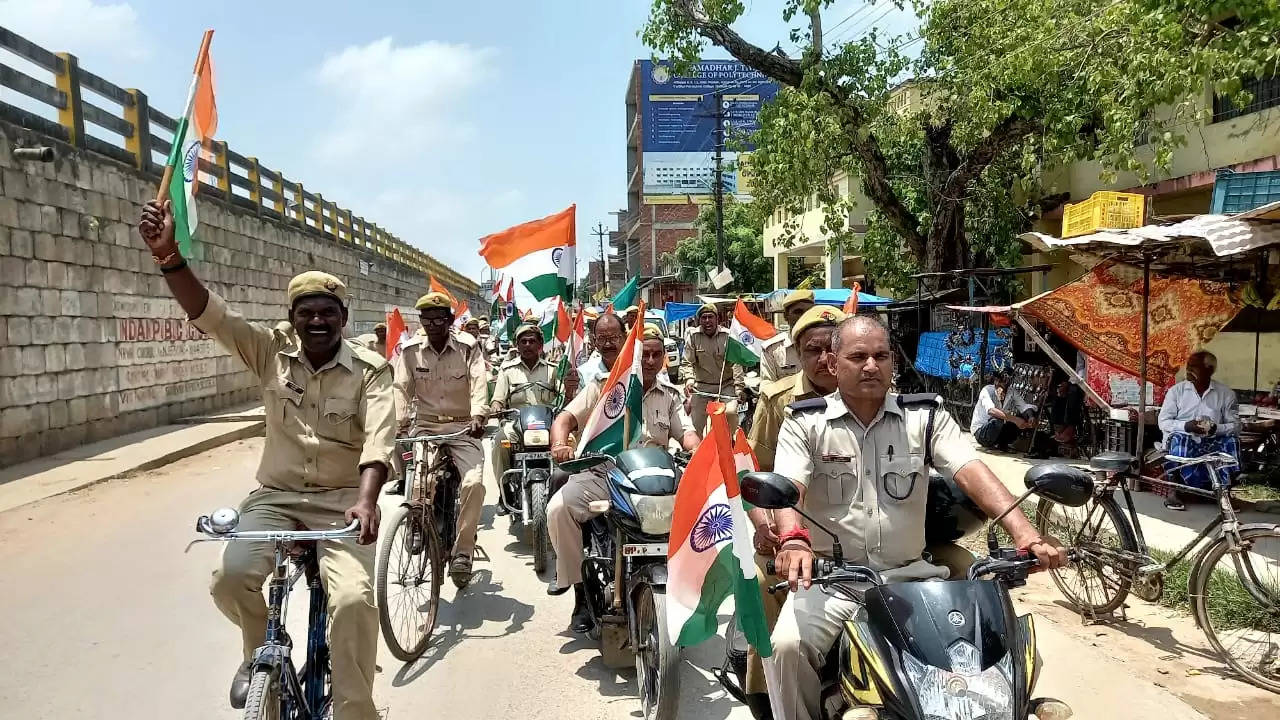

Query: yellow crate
1061;191;1146;238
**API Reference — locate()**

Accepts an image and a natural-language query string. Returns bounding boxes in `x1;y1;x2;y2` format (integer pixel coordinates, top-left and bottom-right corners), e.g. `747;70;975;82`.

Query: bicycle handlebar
1164;452;1237;468
193;515;360;543
395;429;470;444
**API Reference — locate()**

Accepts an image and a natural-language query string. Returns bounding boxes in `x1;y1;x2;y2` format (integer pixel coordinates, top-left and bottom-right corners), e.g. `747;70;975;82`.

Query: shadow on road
390;568;535;686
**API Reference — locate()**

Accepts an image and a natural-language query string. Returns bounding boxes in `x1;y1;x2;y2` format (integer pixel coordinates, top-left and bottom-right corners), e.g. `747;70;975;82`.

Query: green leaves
664;201;775;293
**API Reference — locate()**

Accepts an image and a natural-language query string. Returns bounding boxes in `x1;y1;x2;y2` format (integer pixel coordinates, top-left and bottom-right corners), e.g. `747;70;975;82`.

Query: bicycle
1035;449;1280;691
189;508;360;719
376;429;467;662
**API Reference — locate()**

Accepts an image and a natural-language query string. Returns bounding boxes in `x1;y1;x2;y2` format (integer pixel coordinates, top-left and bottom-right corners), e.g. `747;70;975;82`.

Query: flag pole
155;30;214;205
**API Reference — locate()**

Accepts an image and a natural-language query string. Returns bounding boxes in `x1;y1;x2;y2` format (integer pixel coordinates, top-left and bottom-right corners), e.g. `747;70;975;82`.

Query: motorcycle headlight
633;494;676;535
522;429;549;446
901;641;1014;719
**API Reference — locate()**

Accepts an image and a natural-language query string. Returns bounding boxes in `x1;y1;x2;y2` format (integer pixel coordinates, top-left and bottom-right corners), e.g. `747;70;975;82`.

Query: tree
644;0;1280;294
664;201;774;293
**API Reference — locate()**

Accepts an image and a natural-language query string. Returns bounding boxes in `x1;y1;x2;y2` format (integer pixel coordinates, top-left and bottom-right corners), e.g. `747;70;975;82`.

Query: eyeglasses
421;316;451;327
594;334;623;344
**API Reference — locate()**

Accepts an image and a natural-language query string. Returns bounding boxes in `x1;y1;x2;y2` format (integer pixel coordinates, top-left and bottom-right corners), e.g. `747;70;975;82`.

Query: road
0;436;1254;719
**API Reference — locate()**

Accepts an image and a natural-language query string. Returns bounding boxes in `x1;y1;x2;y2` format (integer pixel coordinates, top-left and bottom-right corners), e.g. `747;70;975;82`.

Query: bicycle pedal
1136;563;1163;575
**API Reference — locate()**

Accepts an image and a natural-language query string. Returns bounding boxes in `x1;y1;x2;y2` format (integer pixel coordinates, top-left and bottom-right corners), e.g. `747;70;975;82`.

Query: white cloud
311;37;494;162
0;0;149;62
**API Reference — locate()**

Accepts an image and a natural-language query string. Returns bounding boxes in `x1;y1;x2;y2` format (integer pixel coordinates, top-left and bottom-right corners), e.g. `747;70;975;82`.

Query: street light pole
713;91;726;273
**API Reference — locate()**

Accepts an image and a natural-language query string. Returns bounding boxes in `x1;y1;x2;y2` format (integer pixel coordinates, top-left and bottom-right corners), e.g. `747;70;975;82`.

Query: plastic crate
1211;169;1280;214
1061;191;1146;238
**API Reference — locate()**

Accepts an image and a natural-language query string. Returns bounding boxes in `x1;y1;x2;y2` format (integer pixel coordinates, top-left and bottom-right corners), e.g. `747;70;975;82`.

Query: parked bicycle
1035;449;1280;692
189;508;360;719
376;429;468;662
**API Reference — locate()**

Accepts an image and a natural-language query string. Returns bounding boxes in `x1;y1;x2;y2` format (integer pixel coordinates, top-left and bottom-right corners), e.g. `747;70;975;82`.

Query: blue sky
1;0;917;282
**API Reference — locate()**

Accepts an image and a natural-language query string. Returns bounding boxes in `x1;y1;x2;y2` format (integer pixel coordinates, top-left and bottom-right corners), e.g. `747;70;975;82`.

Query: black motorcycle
495;385;559;573
560;447;689;720
734;465;1091;720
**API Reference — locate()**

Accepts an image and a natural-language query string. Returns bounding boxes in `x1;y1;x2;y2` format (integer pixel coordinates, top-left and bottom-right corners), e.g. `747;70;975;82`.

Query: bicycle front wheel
1036;494;1137;615
376;504;442;662
243;668;281;720
1193;526;1280;693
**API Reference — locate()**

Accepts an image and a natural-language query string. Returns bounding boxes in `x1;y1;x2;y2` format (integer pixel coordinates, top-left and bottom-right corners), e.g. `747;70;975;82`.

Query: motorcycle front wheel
635;585;680;720
528;473;553;575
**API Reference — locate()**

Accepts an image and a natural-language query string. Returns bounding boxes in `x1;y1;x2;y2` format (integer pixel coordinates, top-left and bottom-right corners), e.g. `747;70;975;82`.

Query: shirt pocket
812;459;857;507
879;453;926;505
267;380;302;424
319;397;357;444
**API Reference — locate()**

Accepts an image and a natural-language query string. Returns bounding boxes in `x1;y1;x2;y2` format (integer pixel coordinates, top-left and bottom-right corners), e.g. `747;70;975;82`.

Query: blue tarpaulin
663;302;701;324
811;288;893;307
914;331;1009;380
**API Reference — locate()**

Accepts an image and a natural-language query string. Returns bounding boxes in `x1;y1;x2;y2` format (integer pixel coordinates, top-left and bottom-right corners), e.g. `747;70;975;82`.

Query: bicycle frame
252;542;330;719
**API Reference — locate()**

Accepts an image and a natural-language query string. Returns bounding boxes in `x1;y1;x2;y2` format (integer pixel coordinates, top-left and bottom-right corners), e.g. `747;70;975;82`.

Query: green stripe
581;375;645;455
725;337;760;367
523;273;569;301
675;544;773;656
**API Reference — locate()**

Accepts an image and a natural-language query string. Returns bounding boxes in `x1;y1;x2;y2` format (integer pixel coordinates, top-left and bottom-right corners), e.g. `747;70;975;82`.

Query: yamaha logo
947;611;965;626
603;382;627;419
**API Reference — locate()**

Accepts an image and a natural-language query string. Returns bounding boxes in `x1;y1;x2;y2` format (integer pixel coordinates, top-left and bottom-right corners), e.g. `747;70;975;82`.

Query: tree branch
806;6;823;65
945;114;1040;197
673;0;804;86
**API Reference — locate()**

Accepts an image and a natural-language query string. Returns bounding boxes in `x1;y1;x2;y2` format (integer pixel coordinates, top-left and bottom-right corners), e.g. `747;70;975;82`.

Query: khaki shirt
392;333;487;427
681;326;744;393
774;393;977;575
492;357;559;409
748;371;823;471
192;292;396;491
566;377;695;450
354;333;386;358
759;333;799;383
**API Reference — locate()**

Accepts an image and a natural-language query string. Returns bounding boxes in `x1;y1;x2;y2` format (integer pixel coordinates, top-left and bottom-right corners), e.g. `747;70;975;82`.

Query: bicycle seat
1089;450;1134;472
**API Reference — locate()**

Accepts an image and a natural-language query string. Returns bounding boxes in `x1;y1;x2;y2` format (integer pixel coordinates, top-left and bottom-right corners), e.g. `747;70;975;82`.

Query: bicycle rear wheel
1036;494;1137;615
1193;526;1280;693
376;504;442;662
243;668;281;720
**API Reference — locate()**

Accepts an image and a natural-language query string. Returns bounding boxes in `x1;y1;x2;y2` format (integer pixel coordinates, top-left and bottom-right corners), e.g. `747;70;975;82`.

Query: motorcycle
735;463;1092;720
495;382;560;574
558;447;690;720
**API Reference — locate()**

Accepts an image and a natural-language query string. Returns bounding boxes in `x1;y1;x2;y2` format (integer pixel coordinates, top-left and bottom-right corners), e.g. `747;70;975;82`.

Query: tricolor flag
667;409;772;654
609;274;639;312
725;299;777;367
842;282;862;314
732;427;759;478
478;205;576;302
162;30;217;258
576;300;646;456
385;308;411;361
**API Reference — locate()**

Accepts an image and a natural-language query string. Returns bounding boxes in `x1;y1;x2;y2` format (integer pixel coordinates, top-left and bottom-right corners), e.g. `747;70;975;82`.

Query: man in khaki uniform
139;198;393;720
681;303;744;436
488;323;560;486
547;323;699;631
765;316;1066;720
393;291;489;585
742;304;843;716
355;322;387;357
622;305;640;332
759;289;815;383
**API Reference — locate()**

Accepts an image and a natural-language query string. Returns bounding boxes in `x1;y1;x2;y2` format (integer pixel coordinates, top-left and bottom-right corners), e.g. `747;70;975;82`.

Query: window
1213;73;1280;122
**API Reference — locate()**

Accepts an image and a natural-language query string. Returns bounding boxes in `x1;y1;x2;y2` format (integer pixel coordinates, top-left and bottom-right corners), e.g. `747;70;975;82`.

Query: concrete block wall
0;120;462;468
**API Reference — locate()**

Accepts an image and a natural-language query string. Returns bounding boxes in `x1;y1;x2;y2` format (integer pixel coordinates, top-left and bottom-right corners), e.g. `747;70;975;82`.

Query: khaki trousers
689;392;738;438
409;422;486;560
547;469;608;588
209;487;379;720
488;421;519;487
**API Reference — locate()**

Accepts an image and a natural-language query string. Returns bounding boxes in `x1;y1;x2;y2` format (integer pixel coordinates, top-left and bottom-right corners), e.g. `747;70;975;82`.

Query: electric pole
713;91;726;273
592;222;609;297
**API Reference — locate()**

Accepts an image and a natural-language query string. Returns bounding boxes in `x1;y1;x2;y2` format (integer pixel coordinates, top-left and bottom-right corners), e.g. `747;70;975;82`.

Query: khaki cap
287;271;346;306
416;292;452;310
373;322;387;331
697;303;718;317
514;323;542;340
792;305;846;341
783;289;815;308
642;323;663;340
623;305;640;315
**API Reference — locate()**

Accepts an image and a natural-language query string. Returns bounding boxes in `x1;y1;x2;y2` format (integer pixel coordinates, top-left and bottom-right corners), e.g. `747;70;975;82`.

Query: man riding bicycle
138;201;394;720
488;323;561;487
392;291;488;586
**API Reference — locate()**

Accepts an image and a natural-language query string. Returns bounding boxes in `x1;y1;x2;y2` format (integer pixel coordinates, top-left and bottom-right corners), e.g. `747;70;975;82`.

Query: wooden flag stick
155;30;214;204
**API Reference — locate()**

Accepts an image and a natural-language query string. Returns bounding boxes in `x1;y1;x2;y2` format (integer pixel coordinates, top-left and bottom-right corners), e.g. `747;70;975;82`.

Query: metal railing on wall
0;26;478;299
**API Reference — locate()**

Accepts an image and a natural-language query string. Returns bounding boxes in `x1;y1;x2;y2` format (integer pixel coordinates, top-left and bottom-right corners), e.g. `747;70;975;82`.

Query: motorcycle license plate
518;452;551;461
622;543;668;557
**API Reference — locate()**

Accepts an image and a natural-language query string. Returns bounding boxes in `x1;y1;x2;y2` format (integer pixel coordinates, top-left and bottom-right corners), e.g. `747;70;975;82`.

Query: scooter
495;382;560;574
736;464;1091;720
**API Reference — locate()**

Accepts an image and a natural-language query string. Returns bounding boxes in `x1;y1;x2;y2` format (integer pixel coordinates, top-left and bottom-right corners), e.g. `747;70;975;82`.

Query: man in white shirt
1158;350;1239;509
969;370;1037;450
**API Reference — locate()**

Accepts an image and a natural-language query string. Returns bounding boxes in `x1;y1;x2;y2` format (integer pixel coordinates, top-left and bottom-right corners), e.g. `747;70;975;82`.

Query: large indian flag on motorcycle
575;300;646;456
668;410;772;655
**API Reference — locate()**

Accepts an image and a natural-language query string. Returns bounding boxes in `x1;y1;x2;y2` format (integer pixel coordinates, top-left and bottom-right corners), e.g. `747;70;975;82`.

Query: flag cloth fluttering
609;275;639;312
385;308;411;361
667;408;773;655
162;31;217;258
725;299;777;367
575;300;646;457
478;205;576;301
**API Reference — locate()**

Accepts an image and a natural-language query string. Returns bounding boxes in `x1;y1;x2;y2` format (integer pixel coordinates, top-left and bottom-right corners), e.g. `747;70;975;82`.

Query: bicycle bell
209;507;240;533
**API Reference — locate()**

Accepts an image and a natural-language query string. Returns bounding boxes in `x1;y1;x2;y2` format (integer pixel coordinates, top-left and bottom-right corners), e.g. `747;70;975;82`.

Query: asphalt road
0;436;1221;719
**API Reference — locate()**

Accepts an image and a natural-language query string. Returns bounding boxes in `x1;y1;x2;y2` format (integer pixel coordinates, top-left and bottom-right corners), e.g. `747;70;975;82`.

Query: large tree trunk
925;201;969;277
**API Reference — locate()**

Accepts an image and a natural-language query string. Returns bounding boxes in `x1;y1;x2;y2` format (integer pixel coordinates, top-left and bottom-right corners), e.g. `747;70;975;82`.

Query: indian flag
667;409;772;654
164;31;217;258
725;299;777;367
576;300;646;456
732;427;758;478
478;205;576;302
385;308;411;361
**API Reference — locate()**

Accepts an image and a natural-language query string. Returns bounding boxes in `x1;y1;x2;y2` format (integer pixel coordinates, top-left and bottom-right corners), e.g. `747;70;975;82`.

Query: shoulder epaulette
401;335;423;348
454;332;477;348
786;397;827;413
349;342;389;370
761;333;786;348
499;357;522;368
897;393;943;409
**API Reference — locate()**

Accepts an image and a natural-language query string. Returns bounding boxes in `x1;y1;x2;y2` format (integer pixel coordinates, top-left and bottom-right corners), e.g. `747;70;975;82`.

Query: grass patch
1147;547;1280;634
1232;483;1280;503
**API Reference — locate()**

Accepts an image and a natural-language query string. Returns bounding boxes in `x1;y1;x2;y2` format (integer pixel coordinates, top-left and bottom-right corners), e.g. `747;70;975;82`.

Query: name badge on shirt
415;367;430;375
283;380;305;396
821;453;853;463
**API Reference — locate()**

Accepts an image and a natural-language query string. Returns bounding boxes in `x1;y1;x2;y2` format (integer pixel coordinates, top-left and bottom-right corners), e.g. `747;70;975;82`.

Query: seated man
970;369;1036;450
547;321;699;632
1158;350;1239;510
488;323;560;491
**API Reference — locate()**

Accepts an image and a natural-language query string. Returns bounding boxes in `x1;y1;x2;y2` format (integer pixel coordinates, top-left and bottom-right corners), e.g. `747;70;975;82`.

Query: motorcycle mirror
740;472;799;510
557;453;611;473
1023;464;1095;508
